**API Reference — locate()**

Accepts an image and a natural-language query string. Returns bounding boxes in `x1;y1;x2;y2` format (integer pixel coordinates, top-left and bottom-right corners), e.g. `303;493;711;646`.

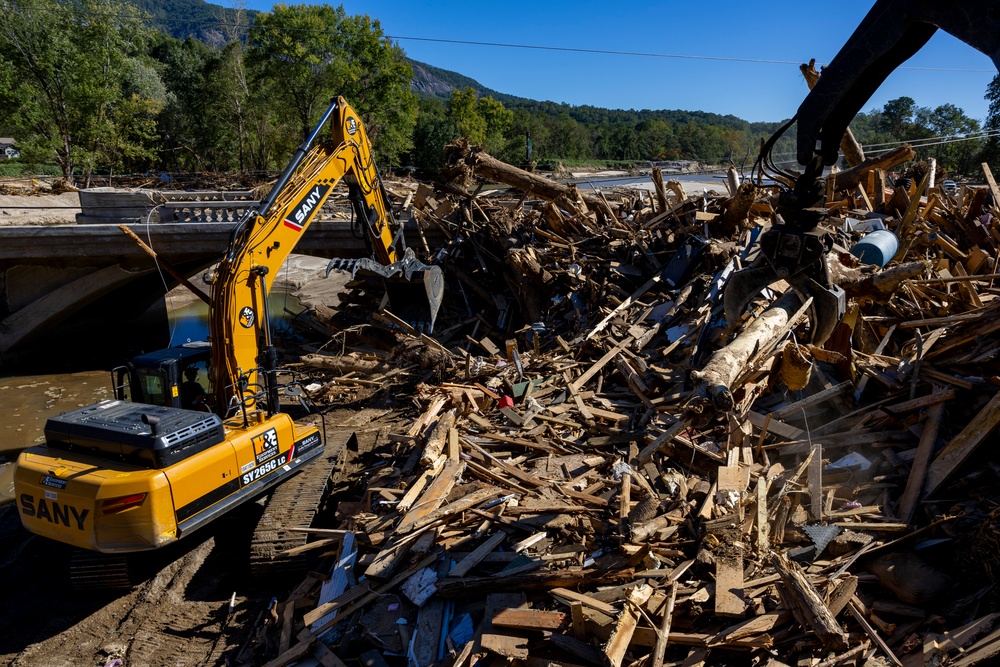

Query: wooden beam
924;391;1000;496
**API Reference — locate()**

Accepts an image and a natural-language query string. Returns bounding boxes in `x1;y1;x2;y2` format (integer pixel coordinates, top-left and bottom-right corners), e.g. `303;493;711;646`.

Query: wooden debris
242;151;1000;667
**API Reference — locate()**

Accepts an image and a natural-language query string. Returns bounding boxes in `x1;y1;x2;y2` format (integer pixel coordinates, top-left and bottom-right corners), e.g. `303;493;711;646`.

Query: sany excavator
724;0;1000;343
14;97;443;587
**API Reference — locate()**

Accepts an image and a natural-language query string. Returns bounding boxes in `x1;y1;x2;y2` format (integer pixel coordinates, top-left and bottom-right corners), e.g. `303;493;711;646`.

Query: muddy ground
0;406;407;667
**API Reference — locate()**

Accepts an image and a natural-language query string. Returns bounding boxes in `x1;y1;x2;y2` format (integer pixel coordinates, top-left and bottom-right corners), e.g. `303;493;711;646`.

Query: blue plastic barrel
850;229;899;268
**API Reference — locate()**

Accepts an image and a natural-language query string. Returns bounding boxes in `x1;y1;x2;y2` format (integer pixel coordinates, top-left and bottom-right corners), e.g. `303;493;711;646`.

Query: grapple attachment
723;219;845;345
328;248;444;333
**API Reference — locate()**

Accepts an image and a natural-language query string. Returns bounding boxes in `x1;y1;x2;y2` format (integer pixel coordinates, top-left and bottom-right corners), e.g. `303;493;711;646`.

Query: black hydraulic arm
798;0;1000;166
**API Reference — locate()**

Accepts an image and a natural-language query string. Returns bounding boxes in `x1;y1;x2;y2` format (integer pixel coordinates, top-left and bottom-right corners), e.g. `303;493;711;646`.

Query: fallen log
444;139;612;220
833;145;915;193
692;291;806;411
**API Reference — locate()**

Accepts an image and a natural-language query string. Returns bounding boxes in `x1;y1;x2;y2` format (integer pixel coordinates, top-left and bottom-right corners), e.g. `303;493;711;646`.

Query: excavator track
70;550;134;591
248;431;352;578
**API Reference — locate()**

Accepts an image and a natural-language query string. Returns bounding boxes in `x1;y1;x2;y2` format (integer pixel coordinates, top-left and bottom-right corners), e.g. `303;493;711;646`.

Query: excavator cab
114;342;212;411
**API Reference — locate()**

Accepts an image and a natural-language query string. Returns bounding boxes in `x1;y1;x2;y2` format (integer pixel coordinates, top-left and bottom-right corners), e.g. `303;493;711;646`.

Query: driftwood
833;144;916;192
720;182;759;235
445;139;611;220
692;291;805;410
836;260;932;299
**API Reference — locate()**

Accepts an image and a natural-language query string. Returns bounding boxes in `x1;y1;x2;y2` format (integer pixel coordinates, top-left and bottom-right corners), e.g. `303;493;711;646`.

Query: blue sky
240;1;997;123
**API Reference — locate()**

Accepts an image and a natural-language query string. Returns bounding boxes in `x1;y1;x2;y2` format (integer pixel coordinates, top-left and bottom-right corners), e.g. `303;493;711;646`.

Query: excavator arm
724;0;1000;345
208;97;441;417
797;0;1000;167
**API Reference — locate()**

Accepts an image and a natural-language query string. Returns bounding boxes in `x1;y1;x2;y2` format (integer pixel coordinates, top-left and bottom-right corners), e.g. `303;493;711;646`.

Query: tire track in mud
11;538;241;667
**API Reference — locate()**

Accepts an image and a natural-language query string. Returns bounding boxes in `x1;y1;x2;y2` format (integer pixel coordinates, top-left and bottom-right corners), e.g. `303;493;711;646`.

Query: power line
767;130;1000;166
7;2;997;73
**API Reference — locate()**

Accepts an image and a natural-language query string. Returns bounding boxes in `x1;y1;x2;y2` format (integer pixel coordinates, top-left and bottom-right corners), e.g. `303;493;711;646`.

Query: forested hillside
0;0;995;181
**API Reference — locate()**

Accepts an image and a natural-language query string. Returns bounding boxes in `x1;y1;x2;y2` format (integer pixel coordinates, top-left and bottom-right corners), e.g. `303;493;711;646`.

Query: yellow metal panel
162;439;239;517
229;413;297;486
14;449;175;552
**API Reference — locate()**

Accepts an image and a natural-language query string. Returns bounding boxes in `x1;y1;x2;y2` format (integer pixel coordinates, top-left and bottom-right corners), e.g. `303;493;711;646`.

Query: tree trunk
833;145;915;193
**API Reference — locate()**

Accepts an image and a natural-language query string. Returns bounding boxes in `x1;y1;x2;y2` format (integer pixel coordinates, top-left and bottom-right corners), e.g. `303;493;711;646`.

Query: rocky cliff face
409;62;457;97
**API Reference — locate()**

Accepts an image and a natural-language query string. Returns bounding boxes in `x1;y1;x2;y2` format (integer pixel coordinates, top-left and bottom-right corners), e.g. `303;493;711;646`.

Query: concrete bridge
0;219;406;369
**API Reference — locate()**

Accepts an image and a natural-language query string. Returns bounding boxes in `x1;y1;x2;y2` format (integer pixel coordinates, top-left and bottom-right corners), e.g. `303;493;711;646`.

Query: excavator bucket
328;248;444;333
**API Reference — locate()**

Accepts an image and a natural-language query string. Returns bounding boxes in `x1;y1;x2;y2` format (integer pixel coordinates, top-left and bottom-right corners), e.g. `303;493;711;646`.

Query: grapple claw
723;223;846;345
723;263;783;330
327;248;444;333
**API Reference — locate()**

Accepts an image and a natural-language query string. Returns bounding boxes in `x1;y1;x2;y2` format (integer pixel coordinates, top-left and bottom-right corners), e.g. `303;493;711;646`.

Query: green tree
879;96;919;141
448;87;487;144
981;74;1000;171
337;13;417;166
0;0;158;181
477;95;513;152
248;4;417;166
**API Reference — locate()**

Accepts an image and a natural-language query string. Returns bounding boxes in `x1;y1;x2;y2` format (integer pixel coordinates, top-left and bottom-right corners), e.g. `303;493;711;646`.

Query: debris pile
244;145;1000;666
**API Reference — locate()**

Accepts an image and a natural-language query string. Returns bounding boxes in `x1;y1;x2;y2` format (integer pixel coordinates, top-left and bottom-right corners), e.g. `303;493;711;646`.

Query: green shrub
0;162;62;177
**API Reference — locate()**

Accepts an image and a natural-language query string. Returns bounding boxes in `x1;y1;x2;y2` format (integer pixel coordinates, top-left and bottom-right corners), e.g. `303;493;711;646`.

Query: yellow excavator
13;97;443;586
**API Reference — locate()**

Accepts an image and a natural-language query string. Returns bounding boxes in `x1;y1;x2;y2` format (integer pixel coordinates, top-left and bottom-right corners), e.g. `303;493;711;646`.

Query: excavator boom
797;0;1000;166
210;96;443;417
724;0;1000;345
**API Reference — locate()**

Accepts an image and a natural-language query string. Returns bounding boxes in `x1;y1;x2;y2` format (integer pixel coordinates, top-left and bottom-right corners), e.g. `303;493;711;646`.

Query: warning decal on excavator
284;183;331;232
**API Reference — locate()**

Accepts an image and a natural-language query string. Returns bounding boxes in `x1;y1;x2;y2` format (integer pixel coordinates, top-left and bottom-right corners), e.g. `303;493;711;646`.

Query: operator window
140;373;167;406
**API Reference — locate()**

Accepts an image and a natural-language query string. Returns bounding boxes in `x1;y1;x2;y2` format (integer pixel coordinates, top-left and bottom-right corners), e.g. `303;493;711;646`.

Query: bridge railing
77;188;260;224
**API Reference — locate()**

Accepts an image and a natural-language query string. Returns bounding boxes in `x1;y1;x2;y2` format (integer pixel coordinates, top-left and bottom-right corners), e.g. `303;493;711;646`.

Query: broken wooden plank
924;391;1000;496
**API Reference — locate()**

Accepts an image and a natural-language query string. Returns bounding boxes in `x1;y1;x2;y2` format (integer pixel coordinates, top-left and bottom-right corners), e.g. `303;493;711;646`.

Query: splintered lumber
448;531;507;577
846;599;903;667
492;608;570;631
244;152;1000;667
651;584;678;667
897;399;945;523
550;588;619;616
436;568;636;598
420;410;456;466
924;391;1000;496
401;486;504;534
479;593;529;659
605;584;653;667
395;460;464;533
772;554;848;651
714;466;746;618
